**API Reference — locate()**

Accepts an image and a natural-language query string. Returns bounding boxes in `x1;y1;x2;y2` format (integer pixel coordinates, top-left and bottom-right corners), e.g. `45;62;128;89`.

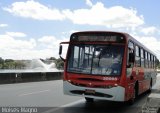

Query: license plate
85;89;95;94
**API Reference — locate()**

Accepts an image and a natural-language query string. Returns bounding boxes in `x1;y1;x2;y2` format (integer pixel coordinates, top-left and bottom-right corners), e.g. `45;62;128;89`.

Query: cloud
38;36;57;44
0;24;8;27
0;32;68;59
4;1;144;29
38;35;68;49
0;48;54;60
3;0;65;20
0;34;36;49
63;2;144;28
6;31;26;37
86;0;93;7
140;26;159;35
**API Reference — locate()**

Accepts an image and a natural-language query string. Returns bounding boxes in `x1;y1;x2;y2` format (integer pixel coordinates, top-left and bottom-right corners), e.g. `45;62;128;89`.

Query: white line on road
19;89;50;96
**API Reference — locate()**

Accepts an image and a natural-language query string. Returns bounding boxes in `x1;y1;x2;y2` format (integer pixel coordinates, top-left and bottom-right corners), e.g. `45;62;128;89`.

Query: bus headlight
68;80;71;83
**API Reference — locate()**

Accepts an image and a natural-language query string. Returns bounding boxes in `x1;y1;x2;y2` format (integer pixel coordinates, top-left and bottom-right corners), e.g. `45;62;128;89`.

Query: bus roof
70;31;156;56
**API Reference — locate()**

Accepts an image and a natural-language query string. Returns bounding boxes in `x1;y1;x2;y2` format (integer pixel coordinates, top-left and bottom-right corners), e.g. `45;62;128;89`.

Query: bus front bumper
63;81;125;102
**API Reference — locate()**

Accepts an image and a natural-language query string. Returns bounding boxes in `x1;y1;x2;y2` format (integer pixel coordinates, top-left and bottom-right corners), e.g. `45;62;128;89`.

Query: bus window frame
140;48;145;68
127;40;135;68
135;45;141;67
66;43;125;76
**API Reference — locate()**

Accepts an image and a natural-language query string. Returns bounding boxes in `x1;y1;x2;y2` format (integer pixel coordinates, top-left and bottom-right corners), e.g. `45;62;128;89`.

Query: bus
59;31;157;104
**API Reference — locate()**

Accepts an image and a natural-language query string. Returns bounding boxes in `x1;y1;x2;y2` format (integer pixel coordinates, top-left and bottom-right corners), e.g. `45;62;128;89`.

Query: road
0;74;160;113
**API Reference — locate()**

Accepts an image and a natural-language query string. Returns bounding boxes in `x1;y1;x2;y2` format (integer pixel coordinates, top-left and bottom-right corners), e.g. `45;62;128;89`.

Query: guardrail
0;71;63;84
0;70;159;85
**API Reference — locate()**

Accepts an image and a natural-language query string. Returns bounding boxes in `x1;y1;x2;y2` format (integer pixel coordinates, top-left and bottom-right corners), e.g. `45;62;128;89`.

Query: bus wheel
85;97;94;102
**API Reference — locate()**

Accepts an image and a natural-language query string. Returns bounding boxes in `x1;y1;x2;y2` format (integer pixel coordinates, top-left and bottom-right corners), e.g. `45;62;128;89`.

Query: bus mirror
129;53;135;63
59;44;65;62
59;45;62;55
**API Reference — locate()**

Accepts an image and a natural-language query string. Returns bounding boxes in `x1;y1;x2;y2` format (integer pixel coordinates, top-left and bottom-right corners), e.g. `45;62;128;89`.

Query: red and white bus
59;31;157;104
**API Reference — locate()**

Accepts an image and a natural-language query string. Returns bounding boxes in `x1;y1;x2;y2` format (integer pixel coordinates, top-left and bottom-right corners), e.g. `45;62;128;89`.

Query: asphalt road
0;74;160;113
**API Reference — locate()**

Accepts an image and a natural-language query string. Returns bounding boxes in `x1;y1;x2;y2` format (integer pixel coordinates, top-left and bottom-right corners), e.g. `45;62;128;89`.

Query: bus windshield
67;44;124;76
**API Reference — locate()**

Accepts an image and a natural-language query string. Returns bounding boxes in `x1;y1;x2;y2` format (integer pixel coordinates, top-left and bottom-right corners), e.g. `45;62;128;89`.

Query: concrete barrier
0;71;63;84
139;89;160;113
141;94;160;113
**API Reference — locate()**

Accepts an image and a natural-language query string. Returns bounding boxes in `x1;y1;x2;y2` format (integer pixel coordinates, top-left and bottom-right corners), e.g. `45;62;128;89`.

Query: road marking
43;99;85;113
19;89;50;96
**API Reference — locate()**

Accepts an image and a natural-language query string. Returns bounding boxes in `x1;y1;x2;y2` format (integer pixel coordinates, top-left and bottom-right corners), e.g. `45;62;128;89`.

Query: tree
5;59;14;62
0;58;27;69
55;58;64;69
0;57;4;64
3;62;10;69
0;64;3;69
48;57;56;60
0;57;4;69
14;61;26;69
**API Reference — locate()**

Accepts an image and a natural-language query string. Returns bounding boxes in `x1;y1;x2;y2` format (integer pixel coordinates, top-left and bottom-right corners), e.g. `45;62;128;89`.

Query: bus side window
148;53;150;68
153;56;155;69
141;49;144;67
127;41;134;68
135;46;141;67
145;51;148;68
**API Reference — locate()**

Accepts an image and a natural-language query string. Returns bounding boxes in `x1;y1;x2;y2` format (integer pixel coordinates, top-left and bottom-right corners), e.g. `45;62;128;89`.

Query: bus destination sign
71;34;125;43
79;36;117;41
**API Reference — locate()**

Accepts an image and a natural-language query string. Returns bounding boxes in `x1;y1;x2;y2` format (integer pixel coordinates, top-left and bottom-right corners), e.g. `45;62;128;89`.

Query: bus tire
85;97;94;102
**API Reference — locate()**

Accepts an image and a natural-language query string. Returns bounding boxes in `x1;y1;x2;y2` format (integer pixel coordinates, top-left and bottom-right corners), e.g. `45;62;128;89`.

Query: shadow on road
53;92;150;113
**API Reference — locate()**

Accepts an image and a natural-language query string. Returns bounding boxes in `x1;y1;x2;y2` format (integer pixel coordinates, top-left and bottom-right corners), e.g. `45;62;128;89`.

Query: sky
0;0;160;60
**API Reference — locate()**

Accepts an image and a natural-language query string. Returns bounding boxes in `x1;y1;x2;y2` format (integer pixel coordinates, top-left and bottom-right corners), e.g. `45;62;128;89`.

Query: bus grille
70;90;113;98
78;78;103;82
70;82;110;88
